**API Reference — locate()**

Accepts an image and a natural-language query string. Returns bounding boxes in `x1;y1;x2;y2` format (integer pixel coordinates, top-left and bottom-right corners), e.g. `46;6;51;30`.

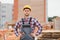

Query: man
14;5;42;40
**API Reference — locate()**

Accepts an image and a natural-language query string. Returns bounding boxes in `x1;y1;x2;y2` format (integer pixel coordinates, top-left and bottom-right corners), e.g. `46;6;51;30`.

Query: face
23;9;31;16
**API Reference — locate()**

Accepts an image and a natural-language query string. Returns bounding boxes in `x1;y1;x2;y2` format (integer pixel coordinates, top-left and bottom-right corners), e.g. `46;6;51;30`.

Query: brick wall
18;0;46;25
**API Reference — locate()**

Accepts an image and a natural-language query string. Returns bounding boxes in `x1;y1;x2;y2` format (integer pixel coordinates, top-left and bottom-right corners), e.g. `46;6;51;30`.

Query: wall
18;0;46;25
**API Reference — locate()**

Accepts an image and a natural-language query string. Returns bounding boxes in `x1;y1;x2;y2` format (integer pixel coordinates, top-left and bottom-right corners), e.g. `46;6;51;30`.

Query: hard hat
23;5;31;9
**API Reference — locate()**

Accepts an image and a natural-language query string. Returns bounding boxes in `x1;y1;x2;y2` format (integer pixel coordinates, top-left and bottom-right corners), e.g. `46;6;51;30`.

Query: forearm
36;26;42;36
14;28;19;36
33;27;38;34
32;26;42;36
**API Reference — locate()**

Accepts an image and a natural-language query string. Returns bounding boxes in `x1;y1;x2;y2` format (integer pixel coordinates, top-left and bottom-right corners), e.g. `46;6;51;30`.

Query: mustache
25;14;29;16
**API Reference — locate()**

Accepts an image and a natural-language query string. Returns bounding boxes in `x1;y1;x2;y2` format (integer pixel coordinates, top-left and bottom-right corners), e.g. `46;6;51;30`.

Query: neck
24;15;29;19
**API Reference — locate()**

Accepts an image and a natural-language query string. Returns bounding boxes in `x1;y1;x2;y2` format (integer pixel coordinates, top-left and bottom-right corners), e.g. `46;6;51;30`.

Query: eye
25;10;28;12
24;10;26;12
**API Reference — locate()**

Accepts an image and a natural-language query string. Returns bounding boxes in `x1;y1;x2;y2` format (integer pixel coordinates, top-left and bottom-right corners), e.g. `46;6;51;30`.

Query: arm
34;19;42;36
14;21;21;36
31;18;42;36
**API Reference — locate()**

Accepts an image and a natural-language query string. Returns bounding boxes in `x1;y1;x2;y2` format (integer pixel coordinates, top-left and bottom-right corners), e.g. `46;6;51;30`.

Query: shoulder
30;17;37;22
16;18;23;24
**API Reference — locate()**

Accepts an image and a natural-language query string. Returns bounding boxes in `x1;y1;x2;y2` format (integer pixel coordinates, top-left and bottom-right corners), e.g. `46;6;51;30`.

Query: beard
25;14;29;16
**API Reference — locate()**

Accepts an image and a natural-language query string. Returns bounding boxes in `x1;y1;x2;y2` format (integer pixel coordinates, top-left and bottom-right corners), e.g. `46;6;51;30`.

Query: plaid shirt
14;17;42;36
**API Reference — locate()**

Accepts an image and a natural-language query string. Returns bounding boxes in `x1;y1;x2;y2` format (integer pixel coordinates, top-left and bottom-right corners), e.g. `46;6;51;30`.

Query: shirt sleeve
34;18;42;36
14;21;22;36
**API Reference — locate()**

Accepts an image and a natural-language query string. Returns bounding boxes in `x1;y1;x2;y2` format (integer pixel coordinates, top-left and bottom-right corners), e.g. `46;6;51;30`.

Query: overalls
20;17;35;40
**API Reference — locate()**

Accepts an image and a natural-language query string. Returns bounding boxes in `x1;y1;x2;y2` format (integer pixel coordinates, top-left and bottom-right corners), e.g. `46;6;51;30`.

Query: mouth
25;14;29;16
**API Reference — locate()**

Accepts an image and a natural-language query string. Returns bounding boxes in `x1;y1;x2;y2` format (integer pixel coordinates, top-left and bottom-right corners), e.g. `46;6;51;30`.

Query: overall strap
29;17;32;24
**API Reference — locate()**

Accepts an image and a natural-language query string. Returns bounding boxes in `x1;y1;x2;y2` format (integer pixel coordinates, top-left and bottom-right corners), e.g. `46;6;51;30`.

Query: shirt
14;17;42;36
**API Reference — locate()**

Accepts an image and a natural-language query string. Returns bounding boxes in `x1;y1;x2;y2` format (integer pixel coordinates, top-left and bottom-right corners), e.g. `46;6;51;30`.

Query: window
2;6;6;8
2;10;6;13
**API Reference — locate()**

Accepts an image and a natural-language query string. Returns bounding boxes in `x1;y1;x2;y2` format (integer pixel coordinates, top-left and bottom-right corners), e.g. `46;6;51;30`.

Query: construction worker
14;5;42;40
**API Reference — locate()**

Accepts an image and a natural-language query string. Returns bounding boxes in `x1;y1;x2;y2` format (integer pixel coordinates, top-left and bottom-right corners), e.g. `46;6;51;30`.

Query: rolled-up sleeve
34;18;42;36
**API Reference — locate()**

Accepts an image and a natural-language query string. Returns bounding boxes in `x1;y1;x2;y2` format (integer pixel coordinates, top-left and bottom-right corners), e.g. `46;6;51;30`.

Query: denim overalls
20;17;35;40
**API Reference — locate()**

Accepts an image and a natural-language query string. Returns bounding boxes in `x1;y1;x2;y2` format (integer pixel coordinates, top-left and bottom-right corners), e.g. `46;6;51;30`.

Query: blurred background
0;0;60;40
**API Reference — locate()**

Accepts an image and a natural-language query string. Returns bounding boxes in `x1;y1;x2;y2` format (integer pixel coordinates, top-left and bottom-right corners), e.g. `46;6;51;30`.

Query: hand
30;33;36;37
19;32;25;37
